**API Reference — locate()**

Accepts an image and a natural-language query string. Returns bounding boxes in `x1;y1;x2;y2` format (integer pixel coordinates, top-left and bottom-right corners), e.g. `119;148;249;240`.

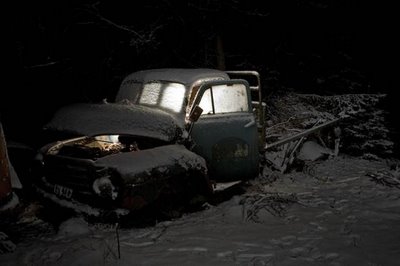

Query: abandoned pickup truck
34;68;265;218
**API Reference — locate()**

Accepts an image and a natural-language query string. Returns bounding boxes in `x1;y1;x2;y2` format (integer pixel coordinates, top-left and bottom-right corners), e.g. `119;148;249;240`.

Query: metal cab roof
121;68;230;86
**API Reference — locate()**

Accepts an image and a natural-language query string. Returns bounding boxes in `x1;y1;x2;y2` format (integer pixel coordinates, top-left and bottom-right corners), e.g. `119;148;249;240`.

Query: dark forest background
4;0;399;148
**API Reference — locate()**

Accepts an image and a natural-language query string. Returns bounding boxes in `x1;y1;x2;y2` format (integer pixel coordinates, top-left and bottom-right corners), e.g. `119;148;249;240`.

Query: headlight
92;176;118;200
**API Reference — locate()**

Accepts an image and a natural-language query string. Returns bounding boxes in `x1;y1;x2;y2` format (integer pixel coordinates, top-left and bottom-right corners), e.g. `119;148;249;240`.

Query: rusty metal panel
0;123;12;203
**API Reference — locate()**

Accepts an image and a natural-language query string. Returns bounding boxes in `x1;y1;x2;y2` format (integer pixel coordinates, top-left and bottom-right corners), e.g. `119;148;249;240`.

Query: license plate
54;184;73;199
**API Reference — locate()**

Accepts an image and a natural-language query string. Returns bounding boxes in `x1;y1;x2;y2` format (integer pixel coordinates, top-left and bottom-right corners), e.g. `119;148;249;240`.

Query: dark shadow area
4;1;398;151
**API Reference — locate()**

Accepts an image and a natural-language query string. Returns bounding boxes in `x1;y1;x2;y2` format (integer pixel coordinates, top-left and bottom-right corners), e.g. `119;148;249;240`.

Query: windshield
116;81;186;113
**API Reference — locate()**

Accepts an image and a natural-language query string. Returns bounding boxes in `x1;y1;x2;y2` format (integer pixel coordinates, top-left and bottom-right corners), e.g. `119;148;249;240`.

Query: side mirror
189;105;203;122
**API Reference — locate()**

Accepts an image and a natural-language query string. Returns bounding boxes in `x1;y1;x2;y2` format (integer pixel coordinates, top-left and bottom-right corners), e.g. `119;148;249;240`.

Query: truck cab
115;68;264;181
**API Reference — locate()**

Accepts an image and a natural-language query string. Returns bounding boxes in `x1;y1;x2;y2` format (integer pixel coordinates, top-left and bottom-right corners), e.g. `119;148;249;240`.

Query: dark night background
4;0;399;152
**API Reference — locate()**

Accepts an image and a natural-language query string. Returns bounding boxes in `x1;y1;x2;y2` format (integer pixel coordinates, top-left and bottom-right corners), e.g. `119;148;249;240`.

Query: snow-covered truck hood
44;102;184;142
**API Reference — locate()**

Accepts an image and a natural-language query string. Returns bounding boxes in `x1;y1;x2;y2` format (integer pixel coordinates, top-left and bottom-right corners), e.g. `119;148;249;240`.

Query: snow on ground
0;193;19;213
1;155;400;265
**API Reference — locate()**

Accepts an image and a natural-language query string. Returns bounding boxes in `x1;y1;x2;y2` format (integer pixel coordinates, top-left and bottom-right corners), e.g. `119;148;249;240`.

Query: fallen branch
265;118;341;150
335;176;360;184
24;61;59;69
367;170;400;189
280;137;305;173
242;193;298;222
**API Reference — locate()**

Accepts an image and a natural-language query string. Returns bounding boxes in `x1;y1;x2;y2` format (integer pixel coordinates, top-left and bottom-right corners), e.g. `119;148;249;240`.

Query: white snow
56;218;91;239
297;140;333;161
1;156;400;265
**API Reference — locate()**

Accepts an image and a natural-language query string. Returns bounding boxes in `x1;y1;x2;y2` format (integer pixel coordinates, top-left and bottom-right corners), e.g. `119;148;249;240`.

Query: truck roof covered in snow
121;68;229;86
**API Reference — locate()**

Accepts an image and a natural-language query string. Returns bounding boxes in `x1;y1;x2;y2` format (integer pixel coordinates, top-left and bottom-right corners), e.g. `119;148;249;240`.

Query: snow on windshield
139;82;186;113
117;81;186;113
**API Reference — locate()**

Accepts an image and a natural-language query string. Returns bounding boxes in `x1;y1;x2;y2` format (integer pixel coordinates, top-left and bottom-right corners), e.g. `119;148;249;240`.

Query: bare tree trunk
216;35;226;70
0;122;12;203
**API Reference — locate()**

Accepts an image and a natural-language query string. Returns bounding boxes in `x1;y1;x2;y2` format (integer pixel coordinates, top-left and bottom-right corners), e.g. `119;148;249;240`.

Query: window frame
191;80;252;116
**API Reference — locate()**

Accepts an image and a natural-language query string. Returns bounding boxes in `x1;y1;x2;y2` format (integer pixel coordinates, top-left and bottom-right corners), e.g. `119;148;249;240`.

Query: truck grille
44;155;109;194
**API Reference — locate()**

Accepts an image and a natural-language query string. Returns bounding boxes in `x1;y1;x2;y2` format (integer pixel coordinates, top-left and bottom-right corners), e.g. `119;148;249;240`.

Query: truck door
189;80;259;181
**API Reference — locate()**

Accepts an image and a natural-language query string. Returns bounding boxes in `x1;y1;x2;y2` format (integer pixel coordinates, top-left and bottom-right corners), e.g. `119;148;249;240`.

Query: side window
198;84;249;115
198;89;214;115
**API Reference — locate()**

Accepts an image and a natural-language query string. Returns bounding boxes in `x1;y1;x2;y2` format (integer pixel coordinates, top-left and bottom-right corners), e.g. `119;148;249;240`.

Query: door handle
244;118;256;128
